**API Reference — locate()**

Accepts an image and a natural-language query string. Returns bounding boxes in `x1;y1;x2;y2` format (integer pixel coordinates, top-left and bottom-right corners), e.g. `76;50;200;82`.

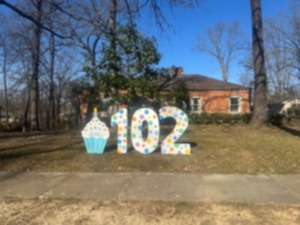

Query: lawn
0;121;300;174
1;198;300;225
1;121;300;225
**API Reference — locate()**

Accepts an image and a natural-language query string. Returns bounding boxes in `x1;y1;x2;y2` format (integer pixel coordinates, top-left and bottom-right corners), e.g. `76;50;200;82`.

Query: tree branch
0;0;68;39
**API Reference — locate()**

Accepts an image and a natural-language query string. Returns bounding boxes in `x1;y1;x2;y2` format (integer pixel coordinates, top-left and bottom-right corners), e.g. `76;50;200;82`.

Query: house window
230;96;241;113
190;97;201;113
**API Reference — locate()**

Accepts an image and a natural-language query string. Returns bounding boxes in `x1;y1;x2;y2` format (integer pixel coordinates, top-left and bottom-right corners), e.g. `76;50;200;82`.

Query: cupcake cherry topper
81;107;110;154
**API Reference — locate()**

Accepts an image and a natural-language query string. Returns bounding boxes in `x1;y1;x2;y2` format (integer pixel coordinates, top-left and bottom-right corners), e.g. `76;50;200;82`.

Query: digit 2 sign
111;106;191;155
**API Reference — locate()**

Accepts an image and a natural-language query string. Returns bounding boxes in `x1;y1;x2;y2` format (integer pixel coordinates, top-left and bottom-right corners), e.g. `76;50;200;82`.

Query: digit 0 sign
111;106;190;155
131;108;160;154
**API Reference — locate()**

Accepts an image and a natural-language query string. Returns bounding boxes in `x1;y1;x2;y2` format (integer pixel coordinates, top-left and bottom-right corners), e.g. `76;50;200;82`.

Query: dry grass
0;198;300;225
0;120;300;174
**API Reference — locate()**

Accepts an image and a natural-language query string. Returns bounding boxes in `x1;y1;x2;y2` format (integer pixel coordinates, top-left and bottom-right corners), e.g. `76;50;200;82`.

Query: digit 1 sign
131;108;160;154
159;106;191;155
111;108;128;154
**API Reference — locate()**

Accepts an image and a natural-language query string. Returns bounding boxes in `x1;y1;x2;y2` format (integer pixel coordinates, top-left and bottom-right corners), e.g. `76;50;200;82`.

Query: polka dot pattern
81;112;110;154
159;106;191;155
111;108;128;154
82;114;110;139
131;108;159;154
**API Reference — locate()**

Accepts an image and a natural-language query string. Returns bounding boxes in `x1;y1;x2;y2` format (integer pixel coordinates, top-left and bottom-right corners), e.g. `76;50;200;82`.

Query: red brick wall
189;89;250;113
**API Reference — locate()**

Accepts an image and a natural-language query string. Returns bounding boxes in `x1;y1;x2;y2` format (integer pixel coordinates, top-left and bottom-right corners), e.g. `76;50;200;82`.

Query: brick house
156;67;251;114
79;68;251;122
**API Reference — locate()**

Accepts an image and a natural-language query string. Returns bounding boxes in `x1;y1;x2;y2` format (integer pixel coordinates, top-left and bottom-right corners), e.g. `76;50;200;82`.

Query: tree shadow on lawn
275;124;300;137
0;137;67;152
104;144;131;153
0;143;44;152
0;141;83;159
0;130;71;140
104;141;197;155
152;142;197;154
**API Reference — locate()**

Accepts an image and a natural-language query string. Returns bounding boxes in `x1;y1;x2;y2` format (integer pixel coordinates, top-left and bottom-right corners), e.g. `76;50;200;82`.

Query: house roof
155;74;249;92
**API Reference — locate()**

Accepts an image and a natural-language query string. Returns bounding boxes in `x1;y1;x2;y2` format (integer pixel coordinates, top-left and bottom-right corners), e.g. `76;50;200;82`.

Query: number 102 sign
111;106;191;155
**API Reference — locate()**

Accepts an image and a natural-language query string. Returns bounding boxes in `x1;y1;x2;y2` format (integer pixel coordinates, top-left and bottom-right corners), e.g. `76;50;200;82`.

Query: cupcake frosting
82;116;110;139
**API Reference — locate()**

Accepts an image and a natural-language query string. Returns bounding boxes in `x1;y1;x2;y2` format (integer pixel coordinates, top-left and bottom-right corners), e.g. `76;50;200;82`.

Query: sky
137;0;291;84
0;0;292;85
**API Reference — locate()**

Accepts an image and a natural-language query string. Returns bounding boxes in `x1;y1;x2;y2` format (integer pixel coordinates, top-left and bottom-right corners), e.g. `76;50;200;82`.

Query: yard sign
82;107;190;155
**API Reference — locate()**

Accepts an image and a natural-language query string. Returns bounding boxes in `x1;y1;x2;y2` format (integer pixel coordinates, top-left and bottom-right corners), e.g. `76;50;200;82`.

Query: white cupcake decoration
81;107;110;154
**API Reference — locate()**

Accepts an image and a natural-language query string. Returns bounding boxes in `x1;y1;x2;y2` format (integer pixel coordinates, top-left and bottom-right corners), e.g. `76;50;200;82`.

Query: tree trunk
109;0;117;77
49;32;56;129
30;0;43;130
56;92;61;122
108;0;118;114
2;47;9;122
250;0;268;126
22;80;32;132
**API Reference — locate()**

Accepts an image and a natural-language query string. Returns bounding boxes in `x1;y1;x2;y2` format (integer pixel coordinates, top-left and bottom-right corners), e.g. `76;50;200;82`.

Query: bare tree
0;0;68;38
2;0;51;130
0;14;33;126
42;3;69;129
264;17;297;102
0;34;9;122
0;0;74;130
0;0;202;130
250;0;268;126
62;0;108;69
29;0;44;130
5;12;41;130
195;22;245;82
288;0;300;76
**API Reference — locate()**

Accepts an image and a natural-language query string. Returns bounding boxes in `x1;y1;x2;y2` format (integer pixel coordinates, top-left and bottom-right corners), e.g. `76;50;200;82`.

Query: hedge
189;113;252;124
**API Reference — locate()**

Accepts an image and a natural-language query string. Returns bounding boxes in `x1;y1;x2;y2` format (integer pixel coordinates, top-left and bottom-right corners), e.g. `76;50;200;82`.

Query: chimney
172;66;184;78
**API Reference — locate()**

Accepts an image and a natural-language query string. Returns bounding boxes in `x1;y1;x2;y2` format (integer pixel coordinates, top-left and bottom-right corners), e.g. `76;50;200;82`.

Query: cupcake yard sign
81;108;110;154
82;106;190;155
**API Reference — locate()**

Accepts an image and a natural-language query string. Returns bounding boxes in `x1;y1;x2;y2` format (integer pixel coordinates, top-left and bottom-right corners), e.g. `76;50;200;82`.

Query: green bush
189;113;252;124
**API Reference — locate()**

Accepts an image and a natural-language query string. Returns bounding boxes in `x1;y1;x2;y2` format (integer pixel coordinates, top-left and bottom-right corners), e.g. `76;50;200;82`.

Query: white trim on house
280;98;300;115
190;96;201;113
230;96;241;113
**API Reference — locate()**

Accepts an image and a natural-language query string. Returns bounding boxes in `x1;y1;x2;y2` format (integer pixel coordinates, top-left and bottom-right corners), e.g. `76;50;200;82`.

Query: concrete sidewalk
0;172;299;205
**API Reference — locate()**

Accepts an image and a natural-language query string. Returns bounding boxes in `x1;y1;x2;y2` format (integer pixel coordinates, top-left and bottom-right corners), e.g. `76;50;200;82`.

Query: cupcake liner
82;110;110;154
84;137;108;154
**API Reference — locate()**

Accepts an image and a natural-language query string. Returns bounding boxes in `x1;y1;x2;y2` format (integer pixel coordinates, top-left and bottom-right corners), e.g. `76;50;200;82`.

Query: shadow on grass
105;141;197;155
0;171;22;180
104;144;117;152
0;141;83;159
104;141;135;153
0;142;44;152
0;130;71;140
276;125;300;137
152;141;197;154
0;133;82;152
